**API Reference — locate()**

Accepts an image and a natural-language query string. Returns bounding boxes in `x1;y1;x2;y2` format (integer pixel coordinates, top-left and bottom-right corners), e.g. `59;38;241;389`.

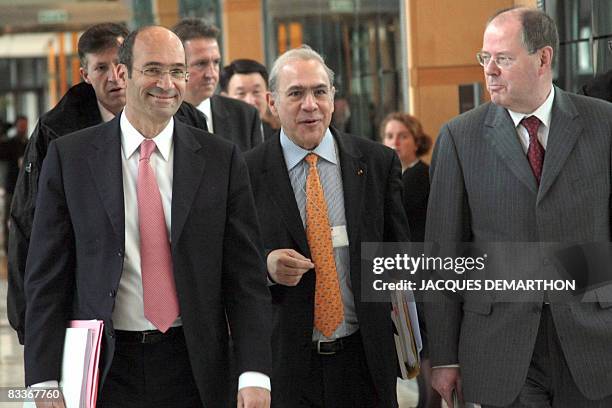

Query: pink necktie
521;116;545;186
138;139;179;332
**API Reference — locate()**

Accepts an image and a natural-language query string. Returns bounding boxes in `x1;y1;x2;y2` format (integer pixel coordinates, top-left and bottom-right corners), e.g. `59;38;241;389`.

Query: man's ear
540;46;553;70
116;63;128;87
267;92;277;115
80;67;90;84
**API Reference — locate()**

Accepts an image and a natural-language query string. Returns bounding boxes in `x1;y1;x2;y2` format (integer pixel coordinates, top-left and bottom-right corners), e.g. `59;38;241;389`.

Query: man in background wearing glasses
425;7;612;408
172;19;263;152
23;26;272;408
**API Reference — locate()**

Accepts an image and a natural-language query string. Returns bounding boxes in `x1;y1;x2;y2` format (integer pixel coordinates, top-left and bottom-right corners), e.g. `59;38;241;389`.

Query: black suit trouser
298;330;384;408
97;327;203;408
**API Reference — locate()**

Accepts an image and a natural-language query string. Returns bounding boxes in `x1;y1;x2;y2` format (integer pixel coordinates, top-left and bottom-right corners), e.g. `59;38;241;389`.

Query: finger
281;256;314;270
277;266;310;276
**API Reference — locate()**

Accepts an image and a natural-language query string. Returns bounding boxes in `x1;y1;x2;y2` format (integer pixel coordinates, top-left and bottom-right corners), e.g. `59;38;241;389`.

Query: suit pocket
462;301;492;315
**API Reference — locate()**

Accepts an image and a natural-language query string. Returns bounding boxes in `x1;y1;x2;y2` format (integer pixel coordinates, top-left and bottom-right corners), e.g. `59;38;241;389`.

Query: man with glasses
172;19;263;152
6;23;207;346
425;7;612;407
23;26;272;408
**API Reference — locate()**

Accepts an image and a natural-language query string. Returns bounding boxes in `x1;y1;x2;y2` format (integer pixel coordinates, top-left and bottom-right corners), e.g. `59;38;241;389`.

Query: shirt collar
507;86;555;128
97;100;116;123
120;111;174;161
280;128;337;170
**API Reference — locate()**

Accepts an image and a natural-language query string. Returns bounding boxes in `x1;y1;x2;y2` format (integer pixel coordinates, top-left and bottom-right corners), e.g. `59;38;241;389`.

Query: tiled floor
0;257;419;407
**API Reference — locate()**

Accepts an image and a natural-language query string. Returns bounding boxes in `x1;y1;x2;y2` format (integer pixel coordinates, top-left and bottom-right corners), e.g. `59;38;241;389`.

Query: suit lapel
334;130;367;258
263;136;310;256
537;88;581;204
484;104;539;195
171;121;207;247
88;117;125;241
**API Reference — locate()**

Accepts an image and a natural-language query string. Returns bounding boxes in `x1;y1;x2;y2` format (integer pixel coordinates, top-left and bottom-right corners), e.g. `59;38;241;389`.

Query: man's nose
484;58;500;75
108;64;119;81
301;91;317;110
157;72;174;89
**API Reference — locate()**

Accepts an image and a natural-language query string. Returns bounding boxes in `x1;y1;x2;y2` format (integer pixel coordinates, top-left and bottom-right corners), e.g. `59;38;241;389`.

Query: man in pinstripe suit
425;7;612;408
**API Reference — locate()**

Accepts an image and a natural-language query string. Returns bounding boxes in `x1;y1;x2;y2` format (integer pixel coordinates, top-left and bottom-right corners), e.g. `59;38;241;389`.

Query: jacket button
117;250;122;257
109;290;116;297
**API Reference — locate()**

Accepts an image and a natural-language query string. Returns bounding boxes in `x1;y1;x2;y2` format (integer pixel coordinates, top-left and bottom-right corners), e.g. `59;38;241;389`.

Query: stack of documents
390;290;422;379
60;320;104;408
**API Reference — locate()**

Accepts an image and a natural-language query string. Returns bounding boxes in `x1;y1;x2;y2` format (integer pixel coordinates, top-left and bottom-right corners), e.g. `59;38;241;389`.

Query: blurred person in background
0;115;28;252
220;58;280;140
380;112;431;241
172;19;263;151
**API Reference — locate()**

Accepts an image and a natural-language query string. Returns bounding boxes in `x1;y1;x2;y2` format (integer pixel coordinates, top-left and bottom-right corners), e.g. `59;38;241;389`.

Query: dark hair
78;23;129;68
171;18;220;43
489;7;558;66
219;59;269;93
379;112;432;157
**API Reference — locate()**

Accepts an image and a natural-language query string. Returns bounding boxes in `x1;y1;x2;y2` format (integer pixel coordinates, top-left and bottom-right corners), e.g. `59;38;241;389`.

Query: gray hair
489;7;559;67
268;45;335;95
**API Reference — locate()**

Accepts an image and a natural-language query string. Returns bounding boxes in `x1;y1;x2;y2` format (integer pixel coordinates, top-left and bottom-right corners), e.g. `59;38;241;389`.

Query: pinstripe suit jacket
424;87;612;405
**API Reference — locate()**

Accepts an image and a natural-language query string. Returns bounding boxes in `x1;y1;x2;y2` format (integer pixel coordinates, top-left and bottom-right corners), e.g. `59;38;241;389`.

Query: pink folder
68;320;104;408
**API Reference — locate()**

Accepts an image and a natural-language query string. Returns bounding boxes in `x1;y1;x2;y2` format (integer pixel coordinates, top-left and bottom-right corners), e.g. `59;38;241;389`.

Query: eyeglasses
134;66;190;81
476;52;517;69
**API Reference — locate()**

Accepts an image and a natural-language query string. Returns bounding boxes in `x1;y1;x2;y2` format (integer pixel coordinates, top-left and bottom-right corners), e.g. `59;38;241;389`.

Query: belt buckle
316;340;337;355
140;330;156;344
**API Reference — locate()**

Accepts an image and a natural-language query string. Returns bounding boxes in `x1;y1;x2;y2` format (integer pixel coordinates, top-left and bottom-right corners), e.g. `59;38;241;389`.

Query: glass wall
547;0;612;92
263;0;404;140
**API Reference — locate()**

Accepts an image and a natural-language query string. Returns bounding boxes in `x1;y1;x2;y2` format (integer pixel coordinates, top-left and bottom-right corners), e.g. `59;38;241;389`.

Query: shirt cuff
30;380;59;388
432;364;460;369
238;372;271;391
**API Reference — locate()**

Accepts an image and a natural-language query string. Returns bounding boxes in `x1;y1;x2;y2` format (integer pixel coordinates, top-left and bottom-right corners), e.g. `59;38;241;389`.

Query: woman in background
380;112;432;241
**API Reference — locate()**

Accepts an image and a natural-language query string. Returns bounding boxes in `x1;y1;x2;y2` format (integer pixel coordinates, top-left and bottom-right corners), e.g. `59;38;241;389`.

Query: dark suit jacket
23;116;272;407
210;94;263;152
401;160;429;242
7;82;208;344
424;87;612;405
579;69;612;102
244;129;410;408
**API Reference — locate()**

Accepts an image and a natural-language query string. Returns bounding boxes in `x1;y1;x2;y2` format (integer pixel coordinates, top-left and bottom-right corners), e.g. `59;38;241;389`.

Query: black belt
312;331;359;355
115;326;183;344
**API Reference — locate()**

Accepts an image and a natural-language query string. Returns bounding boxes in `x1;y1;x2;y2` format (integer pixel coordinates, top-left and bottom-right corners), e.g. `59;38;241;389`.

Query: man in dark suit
24;26;271;408
172;19;263;152
245;45;410;407
6;23;207;345
425;7;612;407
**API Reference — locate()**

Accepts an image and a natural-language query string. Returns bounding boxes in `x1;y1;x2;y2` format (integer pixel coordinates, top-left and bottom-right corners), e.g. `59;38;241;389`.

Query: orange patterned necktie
304;153;344;337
